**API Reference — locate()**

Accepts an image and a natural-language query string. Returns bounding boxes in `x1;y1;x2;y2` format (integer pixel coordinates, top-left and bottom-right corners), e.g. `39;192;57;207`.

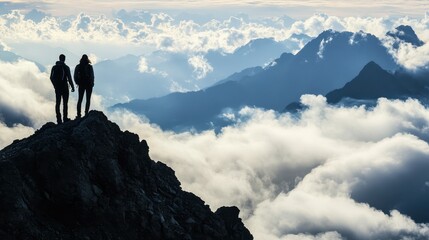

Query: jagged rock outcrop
0;111;253;240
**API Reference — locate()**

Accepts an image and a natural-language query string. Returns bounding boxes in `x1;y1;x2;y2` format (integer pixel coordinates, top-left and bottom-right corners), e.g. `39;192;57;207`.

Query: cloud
106;95;429;239
3;59;429;239
0;60;54;127
0;40;11;51
138;56;153;73
2;10;429;239
2;9;429;72
383;38;429;71
187;55;213;79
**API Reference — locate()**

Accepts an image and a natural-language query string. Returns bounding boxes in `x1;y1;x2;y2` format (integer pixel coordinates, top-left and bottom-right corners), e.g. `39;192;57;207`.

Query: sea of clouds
2;8;429;239
2;57;429;239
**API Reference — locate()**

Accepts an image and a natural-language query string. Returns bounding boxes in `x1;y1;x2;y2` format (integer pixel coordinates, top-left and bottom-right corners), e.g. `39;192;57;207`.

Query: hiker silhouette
74;54;95;118
50;54;75;124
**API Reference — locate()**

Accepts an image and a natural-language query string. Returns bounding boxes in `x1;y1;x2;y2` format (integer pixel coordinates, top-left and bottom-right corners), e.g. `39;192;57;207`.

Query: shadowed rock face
0;111;252;240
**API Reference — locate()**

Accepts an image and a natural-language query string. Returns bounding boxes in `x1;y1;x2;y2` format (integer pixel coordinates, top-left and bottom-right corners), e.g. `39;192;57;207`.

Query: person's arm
74;65;79;85
66;66;75;91
49;66;55;86
90;65;95;87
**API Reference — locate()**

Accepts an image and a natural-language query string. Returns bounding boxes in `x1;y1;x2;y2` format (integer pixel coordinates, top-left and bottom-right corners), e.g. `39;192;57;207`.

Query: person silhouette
74;54;95;118
50;54;75;124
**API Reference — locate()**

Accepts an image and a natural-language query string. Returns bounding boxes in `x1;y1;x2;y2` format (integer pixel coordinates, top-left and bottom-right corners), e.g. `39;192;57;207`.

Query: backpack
51;65;66;86
76;64;92;86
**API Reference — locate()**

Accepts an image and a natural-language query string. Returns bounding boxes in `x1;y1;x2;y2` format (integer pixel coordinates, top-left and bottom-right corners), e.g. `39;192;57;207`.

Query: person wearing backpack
50;54;75;124
74;54;95;119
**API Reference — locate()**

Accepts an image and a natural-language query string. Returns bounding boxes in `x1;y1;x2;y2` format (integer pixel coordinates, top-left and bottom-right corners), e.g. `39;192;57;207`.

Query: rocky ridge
0;111;253;240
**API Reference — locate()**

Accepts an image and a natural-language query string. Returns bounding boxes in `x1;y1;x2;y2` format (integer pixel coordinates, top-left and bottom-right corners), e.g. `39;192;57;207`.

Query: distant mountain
94;54;173;104
326;61;428;103
206;35;310;76
0;49;45;72
95;36;310;104
386;25;424;47
0;111;253;240
6;43;79;67
211;66;263;87
115;29;399;131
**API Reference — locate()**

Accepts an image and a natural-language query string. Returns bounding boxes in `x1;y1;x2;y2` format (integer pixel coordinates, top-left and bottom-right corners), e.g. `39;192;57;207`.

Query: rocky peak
386;25;424;47
0;111;253;240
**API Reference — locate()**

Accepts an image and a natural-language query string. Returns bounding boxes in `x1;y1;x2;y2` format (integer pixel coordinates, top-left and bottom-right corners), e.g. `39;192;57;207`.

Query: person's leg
55;88;62;124
77;86;85;118
63;89;69;122
85;87;93;115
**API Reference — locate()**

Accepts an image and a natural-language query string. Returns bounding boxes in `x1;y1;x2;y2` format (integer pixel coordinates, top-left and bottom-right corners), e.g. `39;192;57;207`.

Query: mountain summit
0;111;253;240
386;25;424;47
326;61;427;103
116;29;398;131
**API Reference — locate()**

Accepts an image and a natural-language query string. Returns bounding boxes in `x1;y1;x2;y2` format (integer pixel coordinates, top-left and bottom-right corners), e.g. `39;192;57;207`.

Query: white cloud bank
2;11;429;239
2;10;429;70
107;95;429;240
3;58;429;239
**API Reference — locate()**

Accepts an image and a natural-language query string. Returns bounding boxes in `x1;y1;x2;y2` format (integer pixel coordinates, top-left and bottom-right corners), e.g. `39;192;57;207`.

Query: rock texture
0;111;253;240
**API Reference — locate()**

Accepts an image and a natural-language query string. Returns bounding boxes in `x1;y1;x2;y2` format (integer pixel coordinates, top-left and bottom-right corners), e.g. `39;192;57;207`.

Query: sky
2;1;429;239
4;0;429;18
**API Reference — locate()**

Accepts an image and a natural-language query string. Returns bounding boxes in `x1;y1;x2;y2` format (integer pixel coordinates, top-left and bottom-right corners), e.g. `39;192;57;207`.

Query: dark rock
0;110;253;240
216;206;253;240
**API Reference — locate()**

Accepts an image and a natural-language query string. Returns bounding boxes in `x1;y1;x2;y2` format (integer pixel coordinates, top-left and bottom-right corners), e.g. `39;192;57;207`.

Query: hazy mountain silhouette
0;49;45;72
95;36;309;104
326;61;428;103
211;66;263;86
3;43;79;67
386;25;424;47
205;36;311;81
0;111;253;240
94;54;173;103
115;29;399;131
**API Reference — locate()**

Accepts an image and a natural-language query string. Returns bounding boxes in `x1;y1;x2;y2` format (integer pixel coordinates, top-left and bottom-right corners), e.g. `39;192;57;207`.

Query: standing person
74;54;94;119
50;54;75;124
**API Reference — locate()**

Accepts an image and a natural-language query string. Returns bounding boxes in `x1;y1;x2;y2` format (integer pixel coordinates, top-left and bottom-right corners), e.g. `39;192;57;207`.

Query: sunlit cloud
3;58;429;239
2;4;429;239
109;95;429;240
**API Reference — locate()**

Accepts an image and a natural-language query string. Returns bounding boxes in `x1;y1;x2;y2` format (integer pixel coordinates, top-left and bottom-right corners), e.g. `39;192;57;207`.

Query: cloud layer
3;58;429;239
2;10;429;71
2;9;429;239
108;95;429;240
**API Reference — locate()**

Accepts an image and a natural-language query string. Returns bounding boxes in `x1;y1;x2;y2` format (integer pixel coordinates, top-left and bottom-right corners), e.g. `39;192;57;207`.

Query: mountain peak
0;111;253;240
326;61;426;104
386;25;424;47
360;61;384;72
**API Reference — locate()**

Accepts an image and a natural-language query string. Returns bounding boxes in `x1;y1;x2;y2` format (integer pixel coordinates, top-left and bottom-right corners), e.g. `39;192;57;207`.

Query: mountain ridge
0;111;253;240
326;61;428;104
114;28;399;131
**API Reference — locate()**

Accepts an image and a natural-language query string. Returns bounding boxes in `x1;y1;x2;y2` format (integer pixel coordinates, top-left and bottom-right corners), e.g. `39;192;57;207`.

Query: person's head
80;54;91;64
59;54;66;62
